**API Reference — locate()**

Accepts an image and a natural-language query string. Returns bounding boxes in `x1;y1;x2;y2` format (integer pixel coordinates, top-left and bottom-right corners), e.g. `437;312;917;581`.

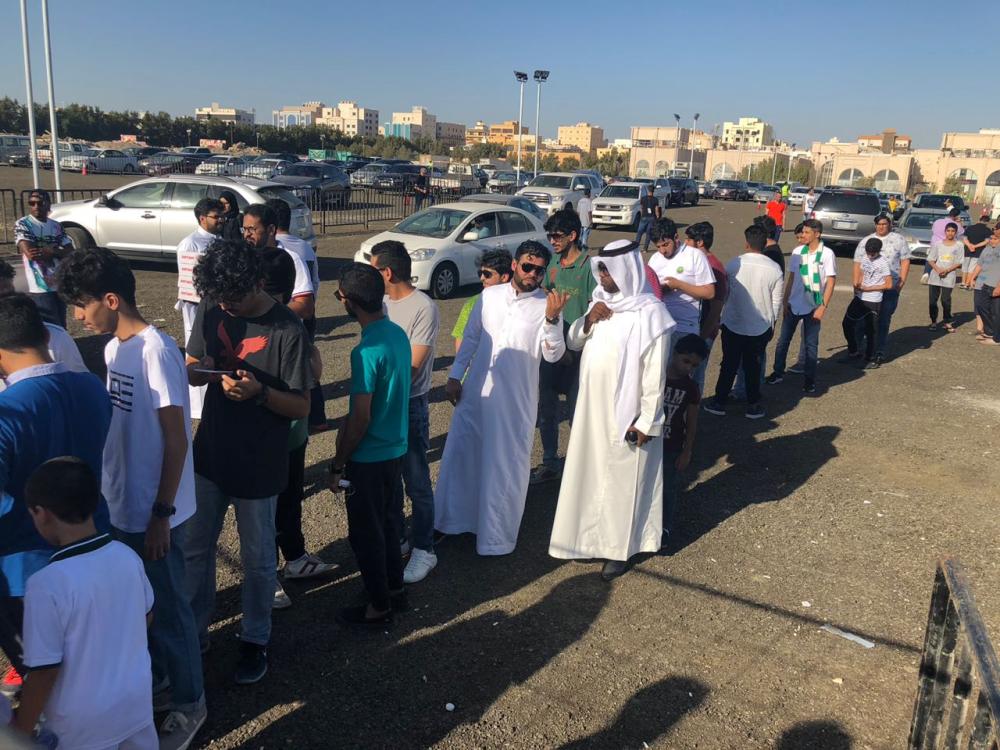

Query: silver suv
47;174;316;259
809;188;883;245
516;172;603;216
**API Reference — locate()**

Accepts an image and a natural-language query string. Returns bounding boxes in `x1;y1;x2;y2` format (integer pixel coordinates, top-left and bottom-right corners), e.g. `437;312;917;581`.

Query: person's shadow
775;719;853;749
557;675;709;749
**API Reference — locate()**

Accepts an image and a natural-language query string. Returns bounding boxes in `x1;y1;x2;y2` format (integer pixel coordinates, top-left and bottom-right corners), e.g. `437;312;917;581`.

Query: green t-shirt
545;250;597;325
349;317;411;463
451;295;479;340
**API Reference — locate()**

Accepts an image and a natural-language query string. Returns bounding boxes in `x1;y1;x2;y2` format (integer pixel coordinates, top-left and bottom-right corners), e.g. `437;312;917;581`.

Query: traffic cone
81;163;87;176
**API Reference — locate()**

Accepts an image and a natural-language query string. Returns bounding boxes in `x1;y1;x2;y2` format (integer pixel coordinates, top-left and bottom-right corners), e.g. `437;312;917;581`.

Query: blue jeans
579;226;592;249
114;522;204;712
773;311;822;385
391;394;435;552
635;217;654;250
662;449;682;535
691;336;715;395
876;288;900;355
538;355;581;470
184;475;277;647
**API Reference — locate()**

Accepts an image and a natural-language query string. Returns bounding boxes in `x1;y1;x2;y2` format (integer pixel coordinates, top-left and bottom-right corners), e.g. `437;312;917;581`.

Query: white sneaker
403;548;438;584
158;703;207;750
273;581;292;610
282;553;335;579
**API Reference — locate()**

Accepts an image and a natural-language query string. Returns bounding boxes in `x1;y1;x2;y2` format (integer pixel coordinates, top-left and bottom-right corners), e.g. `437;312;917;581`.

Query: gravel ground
3;166;1000;749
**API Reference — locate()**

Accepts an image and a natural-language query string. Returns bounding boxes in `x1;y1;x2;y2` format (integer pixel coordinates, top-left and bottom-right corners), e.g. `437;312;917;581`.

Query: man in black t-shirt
962;215;992;289
635;184;663;251
183;239;311;685
414;167;431;210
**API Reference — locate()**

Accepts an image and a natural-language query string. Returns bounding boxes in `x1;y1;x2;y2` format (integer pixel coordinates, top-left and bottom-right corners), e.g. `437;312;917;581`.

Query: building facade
272;102;325;129
194;103;254;125
317;101;379;137
434;121;467;147
556;122;606;155
466;120;489;146
721;117;774;149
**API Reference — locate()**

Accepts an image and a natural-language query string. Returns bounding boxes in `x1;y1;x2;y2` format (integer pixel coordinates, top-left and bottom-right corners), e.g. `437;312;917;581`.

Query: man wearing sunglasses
549;239;675;580
14;189;74;328
435;240;570;556
452;249;513;353
530;210;597;486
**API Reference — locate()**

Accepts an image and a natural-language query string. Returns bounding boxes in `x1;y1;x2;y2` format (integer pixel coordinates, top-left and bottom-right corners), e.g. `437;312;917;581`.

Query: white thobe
175;227;216;420
434;282;566;555
549;314;669;562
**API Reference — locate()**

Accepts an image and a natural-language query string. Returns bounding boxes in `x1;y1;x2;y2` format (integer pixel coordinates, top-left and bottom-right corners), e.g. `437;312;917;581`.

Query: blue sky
2;0;998;148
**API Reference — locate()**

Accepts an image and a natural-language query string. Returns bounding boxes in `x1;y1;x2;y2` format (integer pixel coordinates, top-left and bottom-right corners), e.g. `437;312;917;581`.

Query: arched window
654;160;669;176
837;168;865;187
635;160;650;177
818;161;834;186
948;168;978;199
983;170;1000;204
873;169;901;192
286;114;298;127
711;162;735;180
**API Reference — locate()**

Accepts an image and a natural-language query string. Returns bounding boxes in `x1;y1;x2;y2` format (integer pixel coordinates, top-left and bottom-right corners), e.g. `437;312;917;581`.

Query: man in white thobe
549;239;675;580
435;240;570;556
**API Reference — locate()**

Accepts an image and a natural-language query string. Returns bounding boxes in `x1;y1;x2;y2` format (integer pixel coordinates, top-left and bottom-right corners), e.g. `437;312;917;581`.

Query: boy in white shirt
55;248;206;748
15;457;156;749
841;238;892;368
647;218;716;348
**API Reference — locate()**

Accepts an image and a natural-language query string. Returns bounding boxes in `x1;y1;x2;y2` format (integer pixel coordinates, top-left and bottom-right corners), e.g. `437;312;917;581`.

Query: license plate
833;220;857;230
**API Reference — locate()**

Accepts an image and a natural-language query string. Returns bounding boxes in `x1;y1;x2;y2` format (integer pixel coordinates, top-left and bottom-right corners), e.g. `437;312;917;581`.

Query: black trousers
275;442;307;563
976;285;1000;342
714;325;772;405
929;285;953;323
842;297;880;360
345;457;404;612
0;595;24;674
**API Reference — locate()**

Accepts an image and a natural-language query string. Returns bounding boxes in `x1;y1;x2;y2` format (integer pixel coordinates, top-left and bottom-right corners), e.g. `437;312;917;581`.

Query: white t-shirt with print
103;326;196;533
853;231;911;282
859;255;892;303
275;238;315;300
786;244;837;315
277;233;321;292
647;243;715;334
927;242;962;289
13;215;73;294
23;535;154;750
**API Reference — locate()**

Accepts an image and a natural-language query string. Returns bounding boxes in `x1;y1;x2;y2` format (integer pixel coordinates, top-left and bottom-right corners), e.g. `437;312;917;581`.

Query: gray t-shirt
383;289;440;398
859;255;892;303
927;242;963;288
976;244;1000;289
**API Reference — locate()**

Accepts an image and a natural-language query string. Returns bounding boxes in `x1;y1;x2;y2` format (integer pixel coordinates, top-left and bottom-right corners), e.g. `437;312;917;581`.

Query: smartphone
193;368;237;376
338;479;351;490
625;431;638;445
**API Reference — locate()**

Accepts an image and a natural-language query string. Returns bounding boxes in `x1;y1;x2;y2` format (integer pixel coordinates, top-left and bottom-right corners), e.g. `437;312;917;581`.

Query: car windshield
716;180;740;187
494;173;516;180
154;154;181;163
792;187;808;193
814;192;882;214
256;186;305;208
205;156;227;163
282;164;322;178
914;194;966;210
668;179;686;187
394;208;470;238
903;213;940;230
529;175;572;188
600;185;640;199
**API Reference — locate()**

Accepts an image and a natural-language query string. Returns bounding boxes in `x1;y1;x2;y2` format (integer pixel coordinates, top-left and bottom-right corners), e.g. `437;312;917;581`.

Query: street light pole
533;70;549;177
41;0;61;192
19;0;40;189
691;113;700;178
515;71;527;184
786;143;796;183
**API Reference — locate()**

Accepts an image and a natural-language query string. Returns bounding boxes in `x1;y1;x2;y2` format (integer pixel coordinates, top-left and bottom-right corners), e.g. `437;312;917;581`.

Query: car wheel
690;195;699;206
429;262;459;299
123;164;135;174
64;227;93;251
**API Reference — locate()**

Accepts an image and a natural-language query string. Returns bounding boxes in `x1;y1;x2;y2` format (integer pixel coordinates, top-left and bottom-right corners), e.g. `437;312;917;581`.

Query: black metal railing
909;557;1000;749
17;189;107;217
0;189;16;245
300;185;484;233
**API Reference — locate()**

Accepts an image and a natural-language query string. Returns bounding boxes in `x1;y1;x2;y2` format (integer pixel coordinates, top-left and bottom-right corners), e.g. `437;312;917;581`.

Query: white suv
47;174;316;259
516;172;603;216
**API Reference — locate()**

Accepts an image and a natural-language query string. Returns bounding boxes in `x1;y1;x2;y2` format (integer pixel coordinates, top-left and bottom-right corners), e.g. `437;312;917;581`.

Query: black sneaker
601;560;629;581
803;382;817;395
745;403;766;420
234;642;267;685
336;604;394;630
765;372;784;385
865;355;883;370
702;397;727;416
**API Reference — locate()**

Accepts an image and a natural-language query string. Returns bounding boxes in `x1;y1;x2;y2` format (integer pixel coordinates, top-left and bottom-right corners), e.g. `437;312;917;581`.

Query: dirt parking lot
3;166;1000;749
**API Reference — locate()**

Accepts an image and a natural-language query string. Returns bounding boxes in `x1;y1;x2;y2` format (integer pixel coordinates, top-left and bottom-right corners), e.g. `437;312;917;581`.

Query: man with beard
435;240;569;556
548;240;675;580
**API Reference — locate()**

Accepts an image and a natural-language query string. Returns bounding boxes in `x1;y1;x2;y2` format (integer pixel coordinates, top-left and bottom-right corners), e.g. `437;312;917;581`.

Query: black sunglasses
478;269;496;278
546;232;566;240
27;200;44;206
520;262;546;276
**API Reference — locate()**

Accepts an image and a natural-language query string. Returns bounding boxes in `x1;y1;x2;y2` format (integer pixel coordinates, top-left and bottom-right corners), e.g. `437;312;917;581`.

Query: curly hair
193;238;263;302
479;248;513;277
56;247;136;306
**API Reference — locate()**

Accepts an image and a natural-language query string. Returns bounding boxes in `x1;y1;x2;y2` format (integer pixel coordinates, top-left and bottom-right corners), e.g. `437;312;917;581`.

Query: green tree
940;176;965;196
540;154;560;172
560;157;580;170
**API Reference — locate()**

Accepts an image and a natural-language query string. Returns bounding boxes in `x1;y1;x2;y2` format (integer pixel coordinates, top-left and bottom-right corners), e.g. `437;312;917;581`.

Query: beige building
629;126;722;178
381;106;464;145
271;102;324;129
557;122;606;155
466;120;489;146
195;102;254;125
721;117;774;149
858;129;912;153
317;101;379;137
487;120;529;147
940;129;1000;152
434;121;467;147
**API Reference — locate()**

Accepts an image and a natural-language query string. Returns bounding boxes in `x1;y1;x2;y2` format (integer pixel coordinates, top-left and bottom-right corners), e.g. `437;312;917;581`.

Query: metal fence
0;189;16;245
301;185;485;233
909;557;1000;749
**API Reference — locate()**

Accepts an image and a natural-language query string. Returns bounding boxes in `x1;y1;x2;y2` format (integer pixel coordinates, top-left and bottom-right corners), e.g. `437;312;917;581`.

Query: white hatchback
355;202;549;299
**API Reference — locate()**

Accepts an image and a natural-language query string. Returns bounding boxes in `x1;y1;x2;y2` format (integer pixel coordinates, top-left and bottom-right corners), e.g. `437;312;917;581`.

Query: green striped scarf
796;244;824;306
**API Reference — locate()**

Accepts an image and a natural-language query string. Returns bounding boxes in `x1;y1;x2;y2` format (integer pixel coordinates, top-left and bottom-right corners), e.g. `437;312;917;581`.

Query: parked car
787;186;809;206
713;180;750;200
351;162;391;187
666;178;699;206
744;181;763;195
355;202;548;299
516;172;604;216
37;141;90;167
752;185;779;203
432;163;484;194
244;158;292;180
143;152;208;176
458;192;547;221
123;146;167;160
178;147;213;157
809;188;883;245
270;161;350;208
375;164;424;191
47;174;315;259
591;182;648;230
912;193;968;212
0;133;32;165
255;152;301;164
896;208;948;261
60;148;139;174
195;155;249;176
695;180;714;198
485;172;522;193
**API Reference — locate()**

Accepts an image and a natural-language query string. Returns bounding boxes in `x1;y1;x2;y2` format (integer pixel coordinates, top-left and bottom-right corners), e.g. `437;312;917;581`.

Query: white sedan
355;202;549;299
60;148;139;174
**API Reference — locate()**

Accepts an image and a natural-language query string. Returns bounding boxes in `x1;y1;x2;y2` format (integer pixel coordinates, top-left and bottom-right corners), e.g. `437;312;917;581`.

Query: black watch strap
151;502;176;519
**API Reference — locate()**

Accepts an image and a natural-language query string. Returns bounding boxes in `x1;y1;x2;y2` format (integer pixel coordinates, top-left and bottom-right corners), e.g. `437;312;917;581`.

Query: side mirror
462;230;480;242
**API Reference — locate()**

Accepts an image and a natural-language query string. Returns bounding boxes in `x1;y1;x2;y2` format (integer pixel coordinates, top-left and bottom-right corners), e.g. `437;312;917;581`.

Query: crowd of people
1;185;998;749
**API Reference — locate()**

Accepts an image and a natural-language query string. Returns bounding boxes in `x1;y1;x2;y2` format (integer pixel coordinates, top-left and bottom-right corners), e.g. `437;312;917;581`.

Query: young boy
55;248;206;746
662;334;708;551
842;238;892;367
926;223;963;332
16;457;156;749
452;249;512;353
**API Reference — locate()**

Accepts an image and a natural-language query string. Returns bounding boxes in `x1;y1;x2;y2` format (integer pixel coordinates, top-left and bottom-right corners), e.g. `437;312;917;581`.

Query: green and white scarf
796;244;824;307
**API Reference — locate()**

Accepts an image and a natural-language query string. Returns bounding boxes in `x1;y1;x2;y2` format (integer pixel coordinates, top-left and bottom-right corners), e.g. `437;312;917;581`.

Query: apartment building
194;102;254;125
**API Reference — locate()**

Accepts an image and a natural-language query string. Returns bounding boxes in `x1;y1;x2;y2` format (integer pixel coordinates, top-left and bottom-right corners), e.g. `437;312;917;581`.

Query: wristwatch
151;502;176;519
254;383;269;406
545;316;559;325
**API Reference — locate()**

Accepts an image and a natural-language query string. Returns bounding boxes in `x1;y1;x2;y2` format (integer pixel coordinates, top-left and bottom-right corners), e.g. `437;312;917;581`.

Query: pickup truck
431;164;483;195
37;141;90;167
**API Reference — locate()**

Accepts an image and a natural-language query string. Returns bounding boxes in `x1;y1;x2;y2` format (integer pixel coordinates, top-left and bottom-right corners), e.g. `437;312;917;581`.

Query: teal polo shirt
349;317;411;463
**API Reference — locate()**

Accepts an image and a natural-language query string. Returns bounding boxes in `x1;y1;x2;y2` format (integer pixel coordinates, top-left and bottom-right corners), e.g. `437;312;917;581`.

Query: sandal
928;323;939;331
943;323;956;333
